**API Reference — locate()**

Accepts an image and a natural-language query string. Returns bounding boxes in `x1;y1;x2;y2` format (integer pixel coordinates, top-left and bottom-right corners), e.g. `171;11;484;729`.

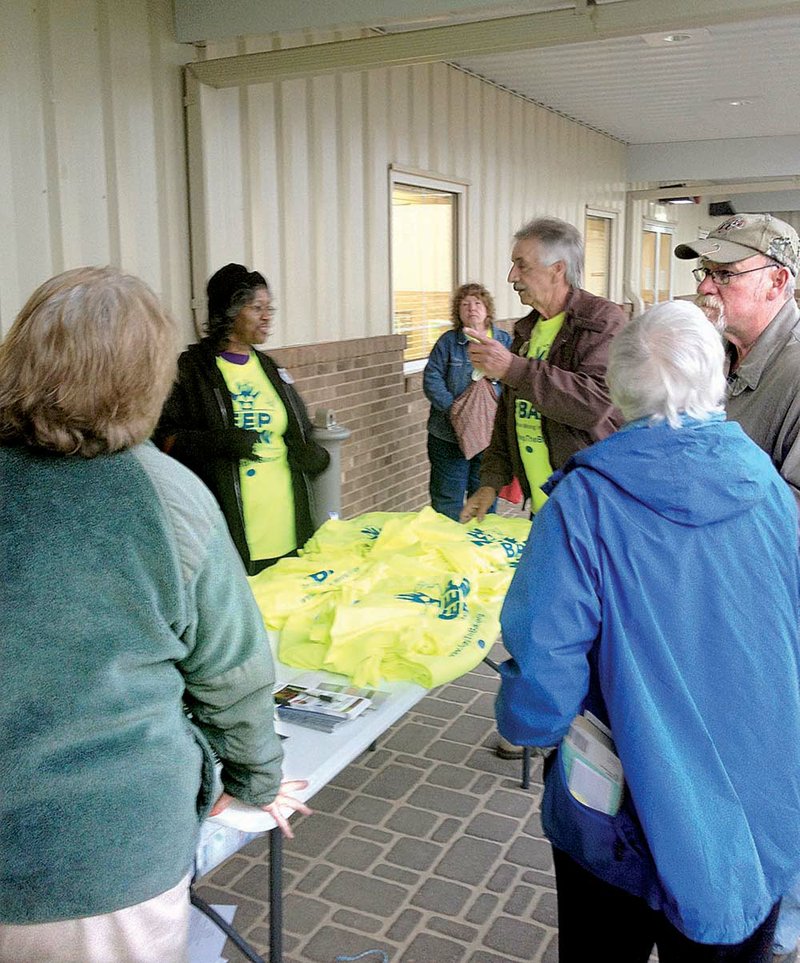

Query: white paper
569;756;614;812
189;903;236;963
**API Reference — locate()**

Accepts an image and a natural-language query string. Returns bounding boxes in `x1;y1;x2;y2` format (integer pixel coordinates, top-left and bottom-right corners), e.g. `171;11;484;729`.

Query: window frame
640;219;676;306
388;166;468;374
584;208;619;301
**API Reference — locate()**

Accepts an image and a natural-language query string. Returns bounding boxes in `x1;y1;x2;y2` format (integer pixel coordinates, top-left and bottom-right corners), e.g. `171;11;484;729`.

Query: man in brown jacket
460;216;627;524
460;216;627;760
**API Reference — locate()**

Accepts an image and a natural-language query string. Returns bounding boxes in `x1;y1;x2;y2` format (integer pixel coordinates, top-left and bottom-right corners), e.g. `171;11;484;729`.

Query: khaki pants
0;874;190;963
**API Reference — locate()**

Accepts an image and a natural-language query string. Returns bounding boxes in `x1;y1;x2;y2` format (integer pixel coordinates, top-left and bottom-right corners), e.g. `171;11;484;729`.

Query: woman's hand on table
210;779;312;838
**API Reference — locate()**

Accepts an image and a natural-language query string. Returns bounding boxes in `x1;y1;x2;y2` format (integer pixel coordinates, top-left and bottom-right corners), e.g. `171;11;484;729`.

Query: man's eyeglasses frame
692;262;779;286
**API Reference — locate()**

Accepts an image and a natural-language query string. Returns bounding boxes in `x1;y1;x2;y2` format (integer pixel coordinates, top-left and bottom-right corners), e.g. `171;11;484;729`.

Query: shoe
773;949;799;963
495;735;525;760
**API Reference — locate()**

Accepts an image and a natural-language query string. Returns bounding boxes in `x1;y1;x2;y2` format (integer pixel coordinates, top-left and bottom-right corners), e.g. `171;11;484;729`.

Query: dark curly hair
451;282;495;329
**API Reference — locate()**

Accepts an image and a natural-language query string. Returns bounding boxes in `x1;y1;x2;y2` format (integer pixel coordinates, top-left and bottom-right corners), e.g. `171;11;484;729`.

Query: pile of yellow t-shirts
249;507;531;688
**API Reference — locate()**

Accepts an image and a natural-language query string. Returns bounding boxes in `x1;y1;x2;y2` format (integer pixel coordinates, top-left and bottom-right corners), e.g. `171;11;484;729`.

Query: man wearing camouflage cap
676;213;800;511
677;213;800;963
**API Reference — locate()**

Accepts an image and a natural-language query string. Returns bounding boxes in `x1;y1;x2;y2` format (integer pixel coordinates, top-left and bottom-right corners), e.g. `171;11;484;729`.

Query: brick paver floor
196;644;562;962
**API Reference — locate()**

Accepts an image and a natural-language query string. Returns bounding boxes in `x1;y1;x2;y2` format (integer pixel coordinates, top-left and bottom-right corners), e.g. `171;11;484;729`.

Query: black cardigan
154;338;329;572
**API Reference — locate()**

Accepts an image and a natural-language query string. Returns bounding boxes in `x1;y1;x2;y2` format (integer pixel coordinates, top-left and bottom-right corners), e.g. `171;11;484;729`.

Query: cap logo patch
716;216;746;234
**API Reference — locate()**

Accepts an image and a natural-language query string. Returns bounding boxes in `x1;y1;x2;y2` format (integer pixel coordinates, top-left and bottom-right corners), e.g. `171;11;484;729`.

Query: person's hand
291;440;331;477
464;327;513;381
460;486;497;524
209;779;312;838
209;428;261;461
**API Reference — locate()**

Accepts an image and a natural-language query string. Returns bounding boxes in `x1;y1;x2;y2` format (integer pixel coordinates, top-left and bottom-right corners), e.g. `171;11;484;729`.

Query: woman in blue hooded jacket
496;301;800;962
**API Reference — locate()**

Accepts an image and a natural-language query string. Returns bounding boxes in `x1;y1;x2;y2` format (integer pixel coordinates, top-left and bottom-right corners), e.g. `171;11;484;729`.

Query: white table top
196;655;427;876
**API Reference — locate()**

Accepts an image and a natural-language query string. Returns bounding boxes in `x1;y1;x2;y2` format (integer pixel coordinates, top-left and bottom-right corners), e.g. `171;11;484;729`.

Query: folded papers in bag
562;713;624;816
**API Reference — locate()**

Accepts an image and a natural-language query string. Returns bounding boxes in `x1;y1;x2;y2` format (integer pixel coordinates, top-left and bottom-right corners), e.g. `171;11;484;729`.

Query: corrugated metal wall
0;0;194;339
189;41;629;348
1;4;723;346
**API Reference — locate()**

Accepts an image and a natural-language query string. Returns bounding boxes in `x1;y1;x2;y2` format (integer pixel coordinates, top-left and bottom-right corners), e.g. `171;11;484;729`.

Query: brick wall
269;335;431;517
269;320;521;520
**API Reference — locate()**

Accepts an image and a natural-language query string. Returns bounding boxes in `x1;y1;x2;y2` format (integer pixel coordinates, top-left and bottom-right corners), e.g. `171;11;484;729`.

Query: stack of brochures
273;683;372;733
561;711;625;816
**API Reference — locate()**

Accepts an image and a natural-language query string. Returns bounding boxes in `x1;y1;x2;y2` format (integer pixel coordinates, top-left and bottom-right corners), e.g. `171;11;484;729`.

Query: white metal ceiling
454;13;800;145
182;0;800;205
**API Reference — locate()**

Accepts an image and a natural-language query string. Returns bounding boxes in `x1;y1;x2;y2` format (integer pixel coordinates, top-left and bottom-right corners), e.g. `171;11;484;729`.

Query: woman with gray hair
607;299;727;426
0;267;308;963
495;300;800;960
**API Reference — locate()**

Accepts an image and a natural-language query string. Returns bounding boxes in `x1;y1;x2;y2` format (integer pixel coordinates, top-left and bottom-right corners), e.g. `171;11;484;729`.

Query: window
390;170;465;365
640;223;675;306
584;212;615;299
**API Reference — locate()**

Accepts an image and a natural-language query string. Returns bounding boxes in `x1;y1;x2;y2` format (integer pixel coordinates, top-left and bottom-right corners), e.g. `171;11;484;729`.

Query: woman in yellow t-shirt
155;263;329;574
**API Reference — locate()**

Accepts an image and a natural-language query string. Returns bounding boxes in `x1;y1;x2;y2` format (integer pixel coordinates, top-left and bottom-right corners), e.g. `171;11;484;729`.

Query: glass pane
584;215;611;299
657;233;672;303
392;183;455;362
640;231;657;307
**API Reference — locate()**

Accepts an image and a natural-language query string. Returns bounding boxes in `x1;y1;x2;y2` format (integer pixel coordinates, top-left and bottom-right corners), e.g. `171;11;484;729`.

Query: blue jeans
427;435;496;521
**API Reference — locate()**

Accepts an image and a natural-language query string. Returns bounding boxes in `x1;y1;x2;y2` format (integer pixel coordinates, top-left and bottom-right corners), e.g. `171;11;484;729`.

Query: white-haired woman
0;267;308;963
495;300;800;961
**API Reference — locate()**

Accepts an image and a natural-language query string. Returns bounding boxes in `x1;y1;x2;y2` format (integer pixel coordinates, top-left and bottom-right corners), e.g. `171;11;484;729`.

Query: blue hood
554;415;770;527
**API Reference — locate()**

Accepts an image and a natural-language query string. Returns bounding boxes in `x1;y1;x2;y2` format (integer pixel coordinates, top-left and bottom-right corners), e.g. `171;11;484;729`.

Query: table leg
269;827;283;963
521;746;531;790
482;655;532;789
189;887;266;963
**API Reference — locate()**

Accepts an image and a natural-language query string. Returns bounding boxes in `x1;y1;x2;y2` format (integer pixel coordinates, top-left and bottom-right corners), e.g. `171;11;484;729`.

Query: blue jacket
423;326;512;446
497;414;800;943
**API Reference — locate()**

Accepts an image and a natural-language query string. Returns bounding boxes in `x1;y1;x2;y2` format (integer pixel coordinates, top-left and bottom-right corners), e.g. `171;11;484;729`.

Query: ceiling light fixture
710;96;758;108
657;186;700;205
641;28;711;47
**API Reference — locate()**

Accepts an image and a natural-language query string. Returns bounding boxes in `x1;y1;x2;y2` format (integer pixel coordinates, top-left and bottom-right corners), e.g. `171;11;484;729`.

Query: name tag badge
278;367;295;384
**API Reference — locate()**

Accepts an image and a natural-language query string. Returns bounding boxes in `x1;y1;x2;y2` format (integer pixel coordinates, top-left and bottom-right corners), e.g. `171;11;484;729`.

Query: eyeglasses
692;263;778;286
246;302;276;317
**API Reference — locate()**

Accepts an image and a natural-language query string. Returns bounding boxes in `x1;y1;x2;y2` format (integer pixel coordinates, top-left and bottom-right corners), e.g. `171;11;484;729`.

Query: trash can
311;408;351;529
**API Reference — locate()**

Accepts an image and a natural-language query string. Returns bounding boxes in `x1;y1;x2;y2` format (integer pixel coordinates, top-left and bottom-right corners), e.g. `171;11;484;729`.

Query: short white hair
607;301;726;428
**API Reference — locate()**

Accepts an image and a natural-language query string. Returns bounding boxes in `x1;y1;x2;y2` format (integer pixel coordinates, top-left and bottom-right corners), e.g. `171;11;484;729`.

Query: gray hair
607;300;726;428
514;217;584;287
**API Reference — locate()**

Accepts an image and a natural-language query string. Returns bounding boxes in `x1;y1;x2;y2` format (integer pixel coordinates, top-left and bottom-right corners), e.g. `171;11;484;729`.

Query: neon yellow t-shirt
216;353;297;560
253;507;532;688
515;311;566;514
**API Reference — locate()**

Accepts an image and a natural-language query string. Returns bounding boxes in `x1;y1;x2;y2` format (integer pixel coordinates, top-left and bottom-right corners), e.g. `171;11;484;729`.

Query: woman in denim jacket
423;283;512;520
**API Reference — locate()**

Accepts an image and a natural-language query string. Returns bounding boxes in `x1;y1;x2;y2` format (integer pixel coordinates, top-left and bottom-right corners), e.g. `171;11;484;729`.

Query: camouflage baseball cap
674;213;799;276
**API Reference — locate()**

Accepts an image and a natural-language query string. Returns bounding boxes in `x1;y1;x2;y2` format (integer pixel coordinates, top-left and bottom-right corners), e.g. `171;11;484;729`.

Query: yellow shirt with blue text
515;312;566;513
216;353;297;560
